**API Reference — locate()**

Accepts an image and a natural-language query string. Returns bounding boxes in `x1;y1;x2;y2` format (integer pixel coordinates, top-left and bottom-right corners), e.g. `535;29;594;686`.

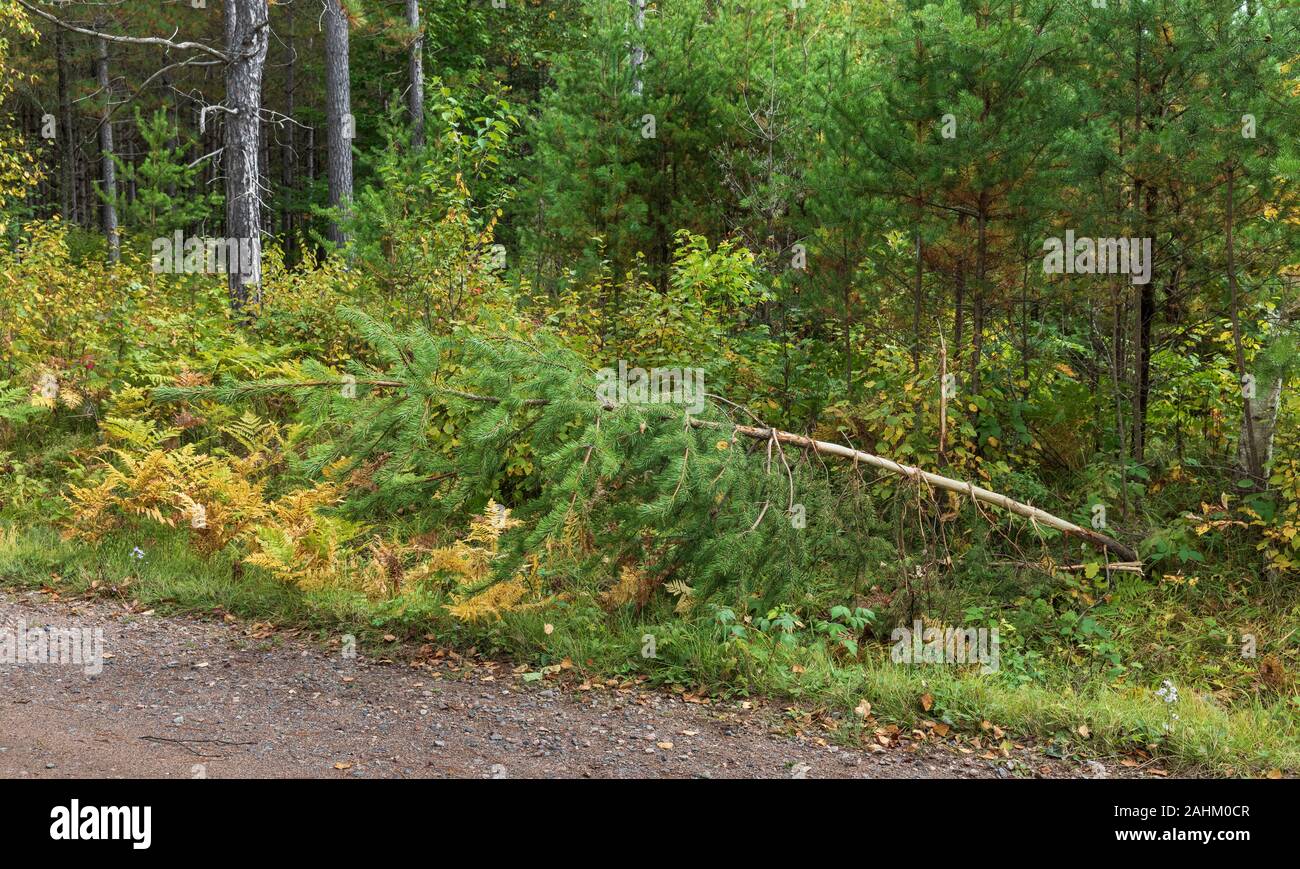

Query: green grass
2;521;1296;777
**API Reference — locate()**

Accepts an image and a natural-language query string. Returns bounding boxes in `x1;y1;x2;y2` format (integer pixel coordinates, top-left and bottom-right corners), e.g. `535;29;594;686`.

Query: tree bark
56;26;76;225
223;0;269;311
406;0;424;148
719;422;1139;563
1236;371;1282;484
95;35;119;263
1227;168;1263;485
323;0;353;248
281;0;297;264
629;0;646;97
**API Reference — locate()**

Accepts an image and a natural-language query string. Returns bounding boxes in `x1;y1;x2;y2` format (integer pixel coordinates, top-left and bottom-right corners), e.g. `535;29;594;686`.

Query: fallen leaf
920;693;934;712
657;741;674;750
1266;769;1283;779
543;623;554;635
1077;724;1091;738
334;762;352;770
854;700;872;718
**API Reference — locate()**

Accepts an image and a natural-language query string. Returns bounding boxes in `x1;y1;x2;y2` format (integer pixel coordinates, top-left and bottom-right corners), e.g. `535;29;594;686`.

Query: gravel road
0;587;1115;779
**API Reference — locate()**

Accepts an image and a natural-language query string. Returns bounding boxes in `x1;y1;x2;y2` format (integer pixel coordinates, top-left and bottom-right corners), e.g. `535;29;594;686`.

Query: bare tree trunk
281;1;297;264
628;0;645;97
911;225;922;372
56;26;76;224
223;0;269;311
95;35;119;263
323;0;353;248
1227;168;1263;485
969;203;988;394
406;0;424;148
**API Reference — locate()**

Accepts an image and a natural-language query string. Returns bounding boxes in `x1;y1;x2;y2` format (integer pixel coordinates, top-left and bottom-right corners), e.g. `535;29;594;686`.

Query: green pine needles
154;307;885;608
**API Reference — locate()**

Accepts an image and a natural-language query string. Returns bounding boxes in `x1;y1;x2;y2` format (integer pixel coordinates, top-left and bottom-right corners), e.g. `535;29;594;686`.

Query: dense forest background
1;0;1298;773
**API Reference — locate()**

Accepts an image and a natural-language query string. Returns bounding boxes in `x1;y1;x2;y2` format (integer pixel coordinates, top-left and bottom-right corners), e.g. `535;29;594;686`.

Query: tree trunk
95;35;119;263
323;0;353;248
56;26;76;225
911;225;922;372
1237;372;1282;484
281;1;297;265
406;0;424;148
629;0;646;97
223;0;269;311
1226;168;1263;485
969;202;988;394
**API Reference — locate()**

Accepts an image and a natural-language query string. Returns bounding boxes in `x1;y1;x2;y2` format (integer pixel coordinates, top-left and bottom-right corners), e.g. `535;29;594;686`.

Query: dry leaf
920;693;934;712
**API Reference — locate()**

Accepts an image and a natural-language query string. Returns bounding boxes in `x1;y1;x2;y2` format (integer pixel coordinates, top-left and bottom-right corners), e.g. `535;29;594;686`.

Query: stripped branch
154;375;1140;564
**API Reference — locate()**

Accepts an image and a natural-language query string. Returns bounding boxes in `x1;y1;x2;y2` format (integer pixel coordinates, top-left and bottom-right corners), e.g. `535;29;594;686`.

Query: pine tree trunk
56;26;76;225
1227;168;1265;485
629;0;645;97
223;0;269;311
95;35;119;264
969;203;988;394
406;0;424;148
324;0;353;247
281;1;297;264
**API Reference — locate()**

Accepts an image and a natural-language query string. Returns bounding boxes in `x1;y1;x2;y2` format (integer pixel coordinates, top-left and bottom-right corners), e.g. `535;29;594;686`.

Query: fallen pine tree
154;308;1139;606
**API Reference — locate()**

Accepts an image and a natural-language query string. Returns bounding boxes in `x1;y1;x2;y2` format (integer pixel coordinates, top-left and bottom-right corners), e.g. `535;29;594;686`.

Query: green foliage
113;109;222;236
